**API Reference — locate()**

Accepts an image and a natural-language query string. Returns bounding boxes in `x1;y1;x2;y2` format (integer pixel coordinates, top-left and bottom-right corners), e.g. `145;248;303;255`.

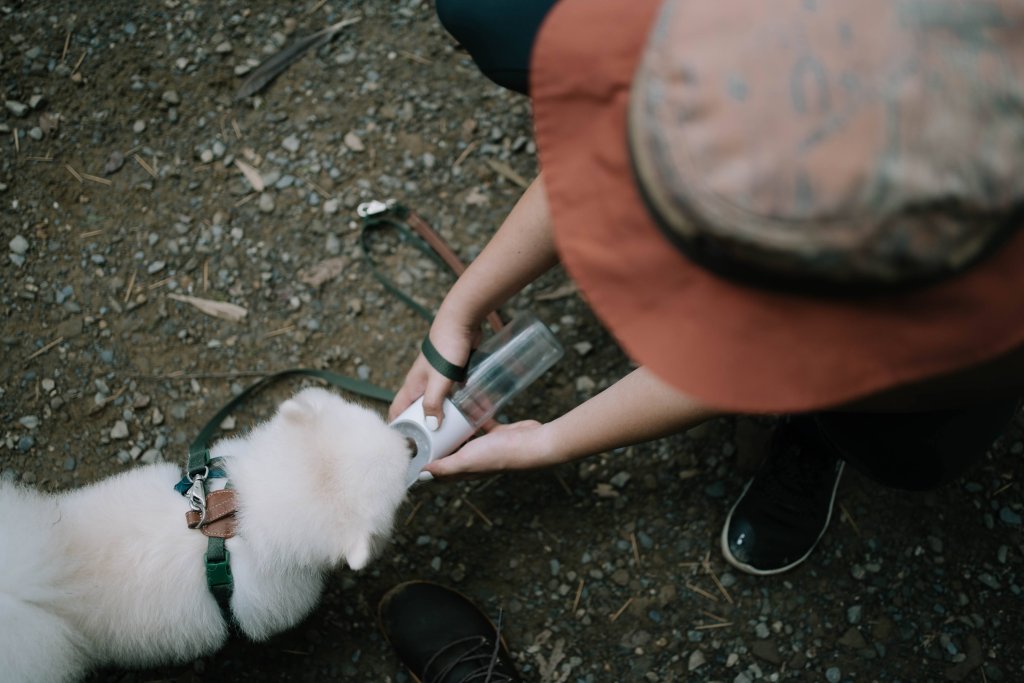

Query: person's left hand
420;420;557;480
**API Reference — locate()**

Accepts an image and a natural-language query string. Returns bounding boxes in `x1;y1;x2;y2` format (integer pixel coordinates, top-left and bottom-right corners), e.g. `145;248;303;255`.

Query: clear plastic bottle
391;313;564;486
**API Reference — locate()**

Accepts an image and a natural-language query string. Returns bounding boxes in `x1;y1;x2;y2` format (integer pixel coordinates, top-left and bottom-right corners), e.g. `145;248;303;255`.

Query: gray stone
5;100;28;117
282;134;300;153
687;650;705;671
825;667;841;683
110;420;130;439
998;507;1021;526
258;193;275;213
9;235;28;255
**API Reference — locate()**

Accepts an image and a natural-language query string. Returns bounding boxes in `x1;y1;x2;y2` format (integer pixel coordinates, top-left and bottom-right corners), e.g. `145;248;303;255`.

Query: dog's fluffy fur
0;387;410;683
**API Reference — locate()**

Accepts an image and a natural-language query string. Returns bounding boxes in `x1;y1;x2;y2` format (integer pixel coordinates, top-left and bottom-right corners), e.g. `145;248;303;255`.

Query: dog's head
228;387;412;571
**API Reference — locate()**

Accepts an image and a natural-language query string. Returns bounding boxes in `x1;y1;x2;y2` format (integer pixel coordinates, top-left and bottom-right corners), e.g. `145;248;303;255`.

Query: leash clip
186;466;209;525
357;199;395;218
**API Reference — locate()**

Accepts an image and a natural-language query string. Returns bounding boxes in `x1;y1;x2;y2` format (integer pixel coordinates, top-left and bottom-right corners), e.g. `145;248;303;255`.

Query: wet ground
2;1;1022;681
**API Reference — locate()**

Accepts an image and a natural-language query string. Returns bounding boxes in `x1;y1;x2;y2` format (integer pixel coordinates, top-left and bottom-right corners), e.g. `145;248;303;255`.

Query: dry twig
404;500;424;526
81;172;112;186
262;324;295;339
702;553;734;604
572;578;585;613
24;337;64;364
630;532;641;566
839;502;863;538
133;153;157;178
452;140;478;168
609;597;633;623
694;622;733;631
685;581;719;603
462;497;493;527
123;271;136;303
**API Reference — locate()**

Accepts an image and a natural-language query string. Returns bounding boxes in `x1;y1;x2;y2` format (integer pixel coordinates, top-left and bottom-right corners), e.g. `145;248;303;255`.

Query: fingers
420;370;454;431
388;356;429;421
421;420;545;480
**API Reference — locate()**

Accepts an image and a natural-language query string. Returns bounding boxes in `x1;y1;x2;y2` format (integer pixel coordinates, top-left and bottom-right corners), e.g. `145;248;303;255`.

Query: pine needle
235;16;361;100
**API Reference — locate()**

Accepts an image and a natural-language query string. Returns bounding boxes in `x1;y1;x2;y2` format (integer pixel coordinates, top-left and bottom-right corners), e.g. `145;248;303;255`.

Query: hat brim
531;0;1024;413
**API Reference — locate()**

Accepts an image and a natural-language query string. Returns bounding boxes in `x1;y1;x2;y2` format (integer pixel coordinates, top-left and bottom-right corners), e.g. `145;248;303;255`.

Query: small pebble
110;421;130;439
9;235;29;255
258;193;275;213
5;100;28;117
282;135;301;153
825;667;841;683
344;131;365;152
998;507;1021;526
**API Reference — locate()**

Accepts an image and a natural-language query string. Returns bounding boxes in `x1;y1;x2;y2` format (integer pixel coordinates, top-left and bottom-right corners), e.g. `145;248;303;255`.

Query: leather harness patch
185;489;238;539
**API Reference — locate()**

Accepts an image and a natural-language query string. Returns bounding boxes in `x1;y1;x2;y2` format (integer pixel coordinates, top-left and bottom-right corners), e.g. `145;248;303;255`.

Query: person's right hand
388;319;479;428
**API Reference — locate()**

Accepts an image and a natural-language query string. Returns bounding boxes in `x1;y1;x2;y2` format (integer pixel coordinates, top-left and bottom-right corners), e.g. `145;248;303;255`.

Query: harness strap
204;536;233;617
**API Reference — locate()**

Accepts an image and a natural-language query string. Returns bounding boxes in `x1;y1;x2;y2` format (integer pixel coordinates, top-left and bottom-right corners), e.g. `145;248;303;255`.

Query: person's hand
388;318;479;427
420;420;557;480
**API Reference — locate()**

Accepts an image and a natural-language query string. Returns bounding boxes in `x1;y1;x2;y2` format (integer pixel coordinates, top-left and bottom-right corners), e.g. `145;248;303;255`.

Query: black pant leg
435;0;560;94
814;399;1019;491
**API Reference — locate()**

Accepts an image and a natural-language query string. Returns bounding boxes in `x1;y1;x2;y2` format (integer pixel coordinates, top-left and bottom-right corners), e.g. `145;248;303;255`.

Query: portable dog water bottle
391;313;564;487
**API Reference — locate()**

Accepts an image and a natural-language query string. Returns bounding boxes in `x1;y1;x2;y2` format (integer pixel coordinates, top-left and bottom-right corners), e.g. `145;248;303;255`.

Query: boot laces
422;610;515;683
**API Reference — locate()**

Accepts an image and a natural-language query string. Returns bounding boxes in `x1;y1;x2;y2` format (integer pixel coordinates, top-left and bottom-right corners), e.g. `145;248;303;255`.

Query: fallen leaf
234;159;265;192
168;293;248;322
298;257;348;288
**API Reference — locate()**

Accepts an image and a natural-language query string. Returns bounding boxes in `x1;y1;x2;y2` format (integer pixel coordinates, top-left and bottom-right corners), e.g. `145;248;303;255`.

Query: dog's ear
344;535;374;571
279;392;319;423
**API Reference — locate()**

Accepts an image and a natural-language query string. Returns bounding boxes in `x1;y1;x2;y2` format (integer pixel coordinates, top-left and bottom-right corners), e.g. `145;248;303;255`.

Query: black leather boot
379;581;522;683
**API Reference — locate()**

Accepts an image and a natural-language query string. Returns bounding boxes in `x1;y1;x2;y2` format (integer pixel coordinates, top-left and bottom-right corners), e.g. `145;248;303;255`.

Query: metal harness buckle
185;466;209;525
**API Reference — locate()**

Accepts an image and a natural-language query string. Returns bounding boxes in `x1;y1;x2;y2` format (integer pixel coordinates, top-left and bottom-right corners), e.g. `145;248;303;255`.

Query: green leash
181;201;494;624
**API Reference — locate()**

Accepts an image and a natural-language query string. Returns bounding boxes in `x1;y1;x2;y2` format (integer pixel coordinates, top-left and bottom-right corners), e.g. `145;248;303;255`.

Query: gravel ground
2;2;1022;682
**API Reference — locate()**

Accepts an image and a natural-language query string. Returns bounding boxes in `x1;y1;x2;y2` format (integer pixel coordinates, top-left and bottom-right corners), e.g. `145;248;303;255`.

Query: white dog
0;387;411;683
